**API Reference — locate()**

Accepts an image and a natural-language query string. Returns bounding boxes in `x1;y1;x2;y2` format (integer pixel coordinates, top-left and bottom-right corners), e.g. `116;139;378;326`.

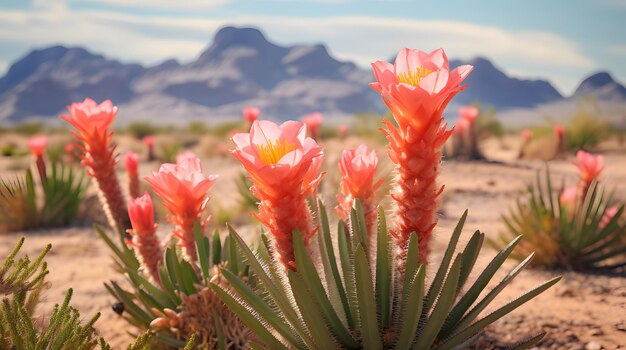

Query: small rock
590;328;604;336
585;341;602;350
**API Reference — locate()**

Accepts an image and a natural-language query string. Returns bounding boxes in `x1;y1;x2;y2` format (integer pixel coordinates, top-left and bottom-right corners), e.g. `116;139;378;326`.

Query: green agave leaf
158;265;182;304
125;268;176;309
457;231;484;293
227;230;240;275
219;269;302;348
211;285;287;350
354;244;382;350
95;225;139;271
437;276;561;350
337;220;359;325
424;210;467;313
212;230;222;265
510;332;547;350
318;200;353;328
415;253;462;349
194;224;211;280
395;265;424;349
375;206;392;328
226;224;315;347
288;270;338;349
439;235;522;338
293;231;359;348
454;252;535;332
105;282;152;326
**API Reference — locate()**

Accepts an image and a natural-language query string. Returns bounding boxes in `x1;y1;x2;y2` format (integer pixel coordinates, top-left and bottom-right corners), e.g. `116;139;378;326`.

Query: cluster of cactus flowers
61;47;562;349
497;150;625;271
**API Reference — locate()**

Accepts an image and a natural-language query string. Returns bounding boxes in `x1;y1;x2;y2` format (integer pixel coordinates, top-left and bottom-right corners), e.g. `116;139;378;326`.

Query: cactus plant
495;162;625;271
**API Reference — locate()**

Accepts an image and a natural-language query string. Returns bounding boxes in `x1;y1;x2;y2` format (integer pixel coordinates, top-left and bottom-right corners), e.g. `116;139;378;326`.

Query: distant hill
0;25;624;124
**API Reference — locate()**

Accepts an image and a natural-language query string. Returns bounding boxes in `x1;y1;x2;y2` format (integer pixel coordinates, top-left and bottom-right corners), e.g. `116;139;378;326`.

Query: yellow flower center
257;139;296;165
397;67;432;86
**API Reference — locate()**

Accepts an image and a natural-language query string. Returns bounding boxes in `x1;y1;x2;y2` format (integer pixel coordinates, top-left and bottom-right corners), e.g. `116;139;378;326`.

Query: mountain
0;25;624;124
448;57;562;109
0;46;144;121
571;72;626;101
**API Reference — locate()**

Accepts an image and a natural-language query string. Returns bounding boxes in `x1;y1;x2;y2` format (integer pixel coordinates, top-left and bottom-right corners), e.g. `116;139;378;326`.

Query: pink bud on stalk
143;135;156;161
127;193;162;285
336;144;383;250
124;151;141;198
242;106;260;125
572;150;604;201
302;112;323;141
61;98;130;235
28;135;48;183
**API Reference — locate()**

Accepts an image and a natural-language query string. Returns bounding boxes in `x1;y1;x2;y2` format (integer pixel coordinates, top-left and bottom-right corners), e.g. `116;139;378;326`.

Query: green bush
124;122;161;139
564;101;611;151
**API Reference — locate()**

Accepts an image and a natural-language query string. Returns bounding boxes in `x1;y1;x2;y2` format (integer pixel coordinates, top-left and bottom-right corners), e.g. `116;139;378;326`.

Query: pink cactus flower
143;135;156;161
61;98;129;234
302;112;323;141
175;150;197;164
336;144;383;244
338;124;348;138
145;155;218;262
127;193;162;285
124;151;140;198
143;135;155;147
371;48;472;271
28;135;48;183
459;106;479;124
231;120;324;270
600;206;619;229
559;186;578;207
28;135;48;157
242;106;260;124
454;118;469;135
553;125;564;139
522;129;533;140
572;150;604;184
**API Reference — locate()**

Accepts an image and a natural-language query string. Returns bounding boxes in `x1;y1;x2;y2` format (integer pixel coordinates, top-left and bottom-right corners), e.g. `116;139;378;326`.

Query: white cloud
78;0;230;10
0;8;596;93
609;44;626;56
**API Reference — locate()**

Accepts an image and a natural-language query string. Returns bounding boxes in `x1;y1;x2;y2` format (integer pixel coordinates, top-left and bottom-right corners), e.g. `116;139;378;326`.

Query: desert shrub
125;122;162;139
564;101;611;151
11;122;44;135
0;238;106;349
209;121;243;138
0;172;37;232
46;141;66;164
476;105;503;138
494;166;625;271
349;112;390;142
159;140;181;163
1;143;19;157
318;125;339;139
187;120;210;135
0;163;85;233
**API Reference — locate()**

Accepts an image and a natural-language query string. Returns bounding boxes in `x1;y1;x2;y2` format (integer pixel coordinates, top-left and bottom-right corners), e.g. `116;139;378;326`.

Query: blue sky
1;0;625;95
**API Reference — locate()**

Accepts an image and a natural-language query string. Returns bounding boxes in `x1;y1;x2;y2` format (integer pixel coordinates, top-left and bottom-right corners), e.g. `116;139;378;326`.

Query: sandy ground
0;134;625;349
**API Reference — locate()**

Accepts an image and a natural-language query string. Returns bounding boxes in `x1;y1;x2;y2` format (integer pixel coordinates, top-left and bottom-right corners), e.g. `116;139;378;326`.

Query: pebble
585;341;602;350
